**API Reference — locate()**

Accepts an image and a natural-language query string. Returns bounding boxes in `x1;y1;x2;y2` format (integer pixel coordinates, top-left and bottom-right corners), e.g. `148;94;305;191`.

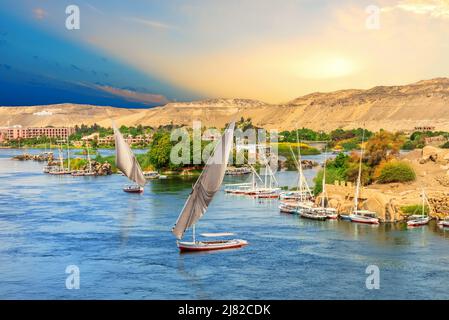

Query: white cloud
384;0;449;19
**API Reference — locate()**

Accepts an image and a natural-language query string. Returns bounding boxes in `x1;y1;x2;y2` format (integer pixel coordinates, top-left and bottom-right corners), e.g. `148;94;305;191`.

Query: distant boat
225;166;251;176
438;218;449;228
113;122;146;193
225;162;280;198
48;140;72;175
279;139;314;204
143;171;160;179
281;132;319;218
300;208;328;221
172;122;248;252
407;189;431;227
307;147;338;219
245;160;280;198
278;202;300;214
71;147;96;176
349;129;379;225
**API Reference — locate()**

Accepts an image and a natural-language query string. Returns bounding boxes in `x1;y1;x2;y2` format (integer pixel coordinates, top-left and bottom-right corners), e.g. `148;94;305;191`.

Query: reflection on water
0;149;449;299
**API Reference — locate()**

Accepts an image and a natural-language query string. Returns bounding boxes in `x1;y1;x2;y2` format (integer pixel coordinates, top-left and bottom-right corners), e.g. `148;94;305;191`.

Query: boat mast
67;138;70;172
58;142;64;170
87;146;92;173
354;129;365;213
322;147;327;208
296;130;305;202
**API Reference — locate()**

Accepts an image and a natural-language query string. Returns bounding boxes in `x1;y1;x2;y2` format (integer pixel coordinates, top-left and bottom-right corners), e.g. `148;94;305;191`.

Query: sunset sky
0;0;448;107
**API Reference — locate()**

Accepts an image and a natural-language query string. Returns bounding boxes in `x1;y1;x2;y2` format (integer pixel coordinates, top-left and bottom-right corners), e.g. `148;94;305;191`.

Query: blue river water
0;148;448;299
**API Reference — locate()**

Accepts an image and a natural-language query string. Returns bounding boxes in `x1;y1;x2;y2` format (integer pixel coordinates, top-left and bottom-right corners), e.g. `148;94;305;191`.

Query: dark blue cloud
0;10;199;108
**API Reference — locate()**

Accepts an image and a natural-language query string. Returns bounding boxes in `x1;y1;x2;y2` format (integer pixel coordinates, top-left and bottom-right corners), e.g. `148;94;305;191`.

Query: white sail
113;123;146;187
172;122;235;240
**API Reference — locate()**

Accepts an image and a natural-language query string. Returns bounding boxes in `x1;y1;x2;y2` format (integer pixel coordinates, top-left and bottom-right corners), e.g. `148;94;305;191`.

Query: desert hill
1;78;449;132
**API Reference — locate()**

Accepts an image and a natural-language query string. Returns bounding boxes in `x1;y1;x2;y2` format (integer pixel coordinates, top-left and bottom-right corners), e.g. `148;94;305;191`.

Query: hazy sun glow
295;55;358;79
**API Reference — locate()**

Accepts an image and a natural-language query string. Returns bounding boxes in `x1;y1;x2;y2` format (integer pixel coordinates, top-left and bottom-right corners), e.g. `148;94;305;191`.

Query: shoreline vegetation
5;119;449;179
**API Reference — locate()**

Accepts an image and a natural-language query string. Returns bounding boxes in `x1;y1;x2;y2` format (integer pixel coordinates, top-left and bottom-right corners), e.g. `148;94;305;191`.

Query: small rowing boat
349;210;379;225
407;189;431;227
279;202;299;214
123;185;144;193
178;234;248;252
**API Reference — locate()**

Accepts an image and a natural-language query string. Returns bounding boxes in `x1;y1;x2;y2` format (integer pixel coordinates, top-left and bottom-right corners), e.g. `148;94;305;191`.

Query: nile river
0;149;449;299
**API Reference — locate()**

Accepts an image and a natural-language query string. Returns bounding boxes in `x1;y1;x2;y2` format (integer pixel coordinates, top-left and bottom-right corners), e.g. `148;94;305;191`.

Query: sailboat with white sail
113;123;146;193
407;189;431;227
172;122;248;252
349;129;379;225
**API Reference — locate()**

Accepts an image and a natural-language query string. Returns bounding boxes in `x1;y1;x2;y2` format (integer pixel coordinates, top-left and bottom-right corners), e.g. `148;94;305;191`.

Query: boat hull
407;218;429;227
177;239;248;252
349;215;379;225
438;221;449;228
123;186;144;193
279;205;298;214
300;211;328;221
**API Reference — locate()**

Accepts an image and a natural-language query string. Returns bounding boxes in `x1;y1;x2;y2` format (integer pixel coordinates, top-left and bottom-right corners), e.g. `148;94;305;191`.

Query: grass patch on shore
400;204;429;216
274;142;321;157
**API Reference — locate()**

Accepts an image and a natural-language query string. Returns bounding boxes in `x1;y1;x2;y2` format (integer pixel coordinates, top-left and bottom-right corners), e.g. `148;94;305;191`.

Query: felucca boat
172;122;248;252
279;139;318;218
307;149;338;219
245;158;280;199
349;129;379;225
113;123;146;193
279;138;314;204
224;164;262;195
48;140;72;175
407;189;431;227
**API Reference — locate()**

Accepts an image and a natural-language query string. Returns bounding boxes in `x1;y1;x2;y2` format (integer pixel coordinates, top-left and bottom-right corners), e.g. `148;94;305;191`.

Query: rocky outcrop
318;183;404;222
421;146;449;164
427;192;449;218
301;160;319;169
86;161;112;176
13;152;54;162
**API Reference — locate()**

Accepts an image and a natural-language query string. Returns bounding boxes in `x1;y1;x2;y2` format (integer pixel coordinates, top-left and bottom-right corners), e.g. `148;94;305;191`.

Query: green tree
148;132;173;170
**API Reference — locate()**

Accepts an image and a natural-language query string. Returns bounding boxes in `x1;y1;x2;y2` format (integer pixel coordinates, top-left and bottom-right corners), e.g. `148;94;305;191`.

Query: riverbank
320;147;449;222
